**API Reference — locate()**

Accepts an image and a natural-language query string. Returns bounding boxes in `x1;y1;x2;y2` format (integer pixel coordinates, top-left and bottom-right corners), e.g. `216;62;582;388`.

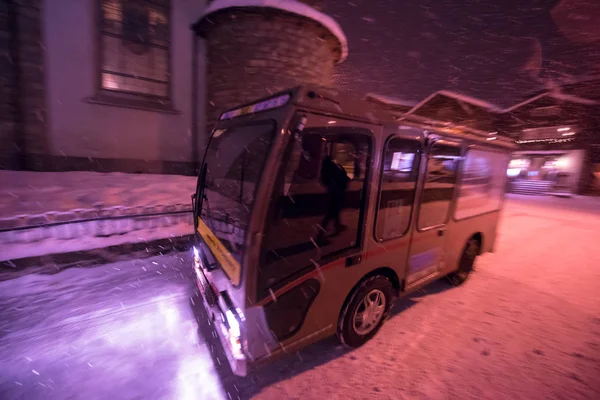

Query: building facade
366;83;599;196
0;0;346;175
500;79;600;195
2;1;597;194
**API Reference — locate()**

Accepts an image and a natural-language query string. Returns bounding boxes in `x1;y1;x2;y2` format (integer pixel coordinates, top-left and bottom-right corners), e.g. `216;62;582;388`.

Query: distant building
400;90;502;135
500;78;600;195
0;0;346;174
369;82;600;196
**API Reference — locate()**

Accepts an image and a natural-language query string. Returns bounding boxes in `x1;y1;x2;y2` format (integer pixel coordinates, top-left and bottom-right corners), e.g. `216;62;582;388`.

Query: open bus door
254;111;378;353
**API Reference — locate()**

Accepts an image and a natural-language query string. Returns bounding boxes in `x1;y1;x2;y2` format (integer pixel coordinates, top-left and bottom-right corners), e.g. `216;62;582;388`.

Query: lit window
390;152;414;172
99;0;170;99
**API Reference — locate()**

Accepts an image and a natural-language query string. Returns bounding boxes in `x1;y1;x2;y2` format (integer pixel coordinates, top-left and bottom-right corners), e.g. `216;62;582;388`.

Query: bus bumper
193;253;247;376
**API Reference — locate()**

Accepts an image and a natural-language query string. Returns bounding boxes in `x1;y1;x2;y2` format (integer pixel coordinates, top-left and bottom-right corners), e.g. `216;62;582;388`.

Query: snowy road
1;195;599;399
0;254;229;400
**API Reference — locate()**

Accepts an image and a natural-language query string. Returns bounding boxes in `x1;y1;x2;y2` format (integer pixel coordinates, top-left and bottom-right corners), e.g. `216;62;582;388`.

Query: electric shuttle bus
191;85;514;376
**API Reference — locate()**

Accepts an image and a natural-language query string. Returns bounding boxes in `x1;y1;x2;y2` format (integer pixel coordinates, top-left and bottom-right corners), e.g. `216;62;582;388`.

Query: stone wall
201;9;341;126
0;0;20;169
0;0;48;170
15;0;48;170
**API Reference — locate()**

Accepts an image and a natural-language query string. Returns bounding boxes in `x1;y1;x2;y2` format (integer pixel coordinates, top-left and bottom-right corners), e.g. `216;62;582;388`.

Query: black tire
447;238;480;286
338;275;394;348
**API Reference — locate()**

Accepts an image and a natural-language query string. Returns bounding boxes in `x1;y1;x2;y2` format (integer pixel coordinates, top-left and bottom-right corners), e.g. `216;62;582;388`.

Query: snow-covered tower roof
198;0;347;63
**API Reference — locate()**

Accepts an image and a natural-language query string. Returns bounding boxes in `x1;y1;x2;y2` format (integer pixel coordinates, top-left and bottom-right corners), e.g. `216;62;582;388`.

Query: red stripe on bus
255;258;345;307
365;234;432;259
254;235;431;307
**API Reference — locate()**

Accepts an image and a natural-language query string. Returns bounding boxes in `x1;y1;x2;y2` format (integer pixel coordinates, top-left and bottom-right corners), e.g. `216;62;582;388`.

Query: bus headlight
225;309;244;360
193;246;201;270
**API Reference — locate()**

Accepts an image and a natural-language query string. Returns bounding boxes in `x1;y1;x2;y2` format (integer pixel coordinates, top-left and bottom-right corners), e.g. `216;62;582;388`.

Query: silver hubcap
353;289;386;335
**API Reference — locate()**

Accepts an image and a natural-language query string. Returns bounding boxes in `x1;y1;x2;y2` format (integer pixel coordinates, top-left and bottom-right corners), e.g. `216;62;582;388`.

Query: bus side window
455;150;509;219
418;142;461;229
375;138;421;240
259;130;371;292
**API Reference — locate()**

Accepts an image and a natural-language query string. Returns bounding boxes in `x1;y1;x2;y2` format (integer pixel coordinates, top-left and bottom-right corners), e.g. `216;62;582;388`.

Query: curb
0;204;192;233
0;207;193;248
0;234;194;281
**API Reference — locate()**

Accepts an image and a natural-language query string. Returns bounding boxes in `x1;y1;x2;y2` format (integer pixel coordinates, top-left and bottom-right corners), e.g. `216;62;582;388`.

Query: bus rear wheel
338;275;394;348
447;238;480;286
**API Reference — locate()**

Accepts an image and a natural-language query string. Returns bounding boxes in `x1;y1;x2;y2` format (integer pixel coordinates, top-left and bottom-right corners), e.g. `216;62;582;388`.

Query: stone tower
194;0;347;128
0;0;48;170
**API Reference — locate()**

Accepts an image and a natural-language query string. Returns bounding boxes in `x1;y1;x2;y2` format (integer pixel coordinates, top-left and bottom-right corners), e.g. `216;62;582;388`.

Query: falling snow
327;0;599;107
1;0;599;399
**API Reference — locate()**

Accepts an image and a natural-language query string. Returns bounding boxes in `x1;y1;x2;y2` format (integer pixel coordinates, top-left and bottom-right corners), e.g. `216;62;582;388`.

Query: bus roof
219;84;516;149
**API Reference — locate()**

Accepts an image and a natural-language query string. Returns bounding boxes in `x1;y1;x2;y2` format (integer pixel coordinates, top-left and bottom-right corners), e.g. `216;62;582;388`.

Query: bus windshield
197;121;276;262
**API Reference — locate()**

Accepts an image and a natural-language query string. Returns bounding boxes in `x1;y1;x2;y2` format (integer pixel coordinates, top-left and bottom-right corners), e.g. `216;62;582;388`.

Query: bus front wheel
338;275;394;348
447;238;480;286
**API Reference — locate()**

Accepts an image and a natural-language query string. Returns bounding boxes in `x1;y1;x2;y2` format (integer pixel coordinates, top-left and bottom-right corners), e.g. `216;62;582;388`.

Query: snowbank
200;0;348;63
0;219;192;262
0;170;196;219
0;170;196;262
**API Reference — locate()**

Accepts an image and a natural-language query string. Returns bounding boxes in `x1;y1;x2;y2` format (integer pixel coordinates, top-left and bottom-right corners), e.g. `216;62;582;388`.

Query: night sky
325;0;599;107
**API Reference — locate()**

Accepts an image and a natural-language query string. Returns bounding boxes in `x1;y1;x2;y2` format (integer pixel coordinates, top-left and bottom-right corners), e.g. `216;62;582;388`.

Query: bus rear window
455;150;509;219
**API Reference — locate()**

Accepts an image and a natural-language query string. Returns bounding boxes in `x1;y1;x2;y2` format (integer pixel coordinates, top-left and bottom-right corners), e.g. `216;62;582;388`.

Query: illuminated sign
219;93;291;121
507;168;521;177
515;138;574;144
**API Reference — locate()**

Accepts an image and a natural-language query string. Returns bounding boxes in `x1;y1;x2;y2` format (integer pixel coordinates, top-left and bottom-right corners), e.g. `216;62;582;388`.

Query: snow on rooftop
556;74;600;86
365;93;418;108
548;91;598;105
201;0;348;63
436;90;502;112
503;88;598;113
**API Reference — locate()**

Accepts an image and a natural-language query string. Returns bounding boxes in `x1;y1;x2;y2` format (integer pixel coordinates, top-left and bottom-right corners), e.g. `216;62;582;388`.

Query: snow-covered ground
0;170;196;219
0;254;227;400
0;194;598;399
250;194;600;399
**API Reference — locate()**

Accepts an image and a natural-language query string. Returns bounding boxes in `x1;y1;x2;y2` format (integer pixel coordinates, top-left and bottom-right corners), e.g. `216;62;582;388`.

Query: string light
515;138;575;144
